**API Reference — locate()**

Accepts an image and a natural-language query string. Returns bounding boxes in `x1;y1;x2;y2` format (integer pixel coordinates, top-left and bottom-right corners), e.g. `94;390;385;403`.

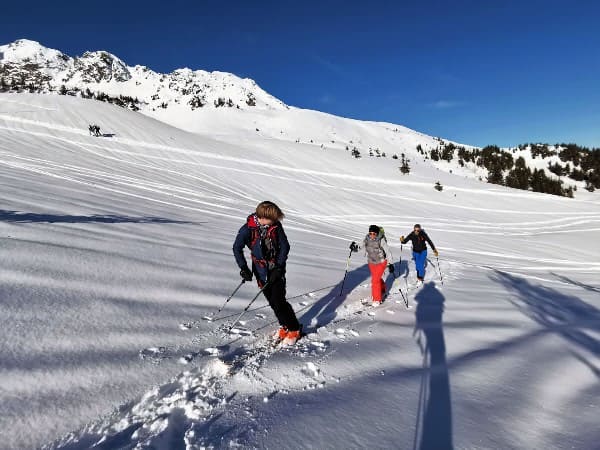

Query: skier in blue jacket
400;224;438;282
233;201;301;345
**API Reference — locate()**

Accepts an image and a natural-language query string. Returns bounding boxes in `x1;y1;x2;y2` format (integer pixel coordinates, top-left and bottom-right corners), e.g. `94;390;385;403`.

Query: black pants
263;277;300;331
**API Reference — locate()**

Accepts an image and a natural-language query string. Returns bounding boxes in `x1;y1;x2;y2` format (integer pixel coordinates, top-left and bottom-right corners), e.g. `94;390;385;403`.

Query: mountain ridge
0;39;286;112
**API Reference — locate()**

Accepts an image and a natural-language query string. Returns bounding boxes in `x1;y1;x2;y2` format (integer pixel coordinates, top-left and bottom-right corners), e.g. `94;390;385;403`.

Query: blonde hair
256;201;285;221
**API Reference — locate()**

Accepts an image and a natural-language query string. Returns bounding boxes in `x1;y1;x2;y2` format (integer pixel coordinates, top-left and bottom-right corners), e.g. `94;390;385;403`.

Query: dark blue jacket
233;214;290;284
401;230;436;253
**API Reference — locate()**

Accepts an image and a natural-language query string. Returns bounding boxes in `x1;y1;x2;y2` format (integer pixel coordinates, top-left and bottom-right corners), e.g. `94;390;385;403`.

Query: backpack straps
247;214;279;267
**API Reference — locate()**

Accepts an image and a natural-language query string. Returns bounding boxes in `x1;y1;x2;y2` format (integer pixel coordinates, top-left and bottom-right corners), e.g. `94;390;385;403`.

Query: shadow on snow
0;210;193;224
493;270;600;357
413;282;453;450
550;271;600;294
299;262;370;333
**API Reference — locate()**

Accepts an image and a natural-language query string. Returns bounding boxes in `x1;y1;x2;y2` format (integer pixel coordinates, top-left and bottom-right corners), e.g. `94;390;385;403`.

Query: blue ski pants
413;250;427;279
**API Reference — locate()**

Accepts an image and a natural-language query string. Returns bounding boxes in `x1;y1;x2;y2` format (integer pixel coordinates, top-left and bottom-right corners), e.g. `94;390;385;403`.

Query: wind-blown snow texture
0;90;599;448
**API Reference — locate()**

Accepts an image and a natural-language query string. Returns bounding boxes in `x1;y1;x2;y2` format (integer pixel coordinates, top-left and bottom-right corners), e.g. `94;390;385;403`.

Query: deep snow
0;93;598;450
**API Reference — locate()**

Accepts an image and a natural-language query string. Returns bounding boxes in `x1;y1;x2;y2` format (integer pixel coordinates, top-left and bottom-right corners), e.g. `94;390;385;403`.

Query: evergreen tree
570;167;586;181
400;155;411;174
487;167;504;185
530;169;565;196
505;157;531;190
188;95;205;110
548;162;565;177
441;143;455;162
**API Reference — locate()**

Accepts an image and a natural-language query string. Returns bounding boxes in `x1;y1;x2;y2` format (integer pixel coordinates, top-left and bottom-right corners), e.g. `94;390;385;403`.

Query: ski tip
202;316;213;321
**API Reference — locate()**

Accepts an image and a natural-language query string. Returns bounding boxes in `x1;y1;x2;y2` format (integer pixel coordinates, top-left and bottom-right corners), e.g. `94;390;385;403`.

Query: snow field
0;94;598;449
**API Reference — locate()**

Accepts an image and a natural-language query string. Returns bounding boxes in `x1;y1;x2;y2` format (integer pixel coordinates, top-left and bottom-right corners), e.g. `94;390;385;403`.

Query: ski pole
399;283;409;308
208;280;245;320
401;243;409;291
397;243;403;278
396;254;409;308
227;282;269;333
208;283;339;323
339;245;355;296
436;255;444;285
393;245;409;308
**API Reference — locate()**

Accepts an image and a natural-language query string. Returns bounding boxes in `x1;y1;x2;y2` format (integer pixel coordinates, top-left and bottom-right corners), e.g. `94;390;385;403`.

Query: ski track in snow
49;254;458;448
1;95;599;450
53;273;438;449
1;116;600;215
3;146;600;243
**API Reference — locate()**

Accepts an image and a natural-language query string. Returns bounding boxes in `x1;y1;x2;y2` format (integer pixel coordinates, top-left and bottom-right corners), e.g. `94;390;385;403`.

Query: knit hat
369;225;380;234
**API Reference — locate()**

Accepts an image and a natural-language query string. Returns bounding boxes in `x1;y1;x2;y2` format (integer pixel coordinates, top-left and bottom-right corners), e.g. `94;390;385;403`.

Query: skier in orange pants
351;225;394;305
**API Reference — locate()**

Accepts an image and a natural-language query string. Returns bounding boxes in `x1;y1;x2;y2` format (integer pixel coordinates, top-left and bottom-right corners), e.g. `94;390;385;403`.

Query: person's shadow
390;257;411;290
300;263;370;333
413;282;453;450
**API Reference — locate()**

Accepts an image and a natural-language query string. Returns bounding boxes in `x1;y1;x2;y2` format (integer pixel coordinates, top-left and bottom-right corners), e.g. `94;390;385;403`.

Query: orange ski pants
369;260;387;301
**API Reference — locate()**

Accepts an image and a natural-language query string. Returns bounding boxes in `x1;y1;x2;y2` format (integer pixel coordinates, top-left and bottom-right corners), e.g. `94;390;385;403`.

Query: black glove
240;267;252;282
349;241;359;252
269;266;284;283
388;263;395;274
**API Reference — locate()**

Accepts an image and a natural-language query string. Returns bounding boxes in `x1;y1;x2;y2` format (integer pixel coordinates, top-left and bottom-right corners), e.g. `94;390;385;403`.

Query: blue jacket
233;214;290;284
401;230;436;253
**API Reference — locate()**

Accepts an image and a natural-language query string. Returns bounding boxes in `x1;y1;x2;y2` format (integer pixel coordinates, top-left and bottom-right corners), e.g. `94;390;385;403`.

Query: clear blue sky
2;0;599;148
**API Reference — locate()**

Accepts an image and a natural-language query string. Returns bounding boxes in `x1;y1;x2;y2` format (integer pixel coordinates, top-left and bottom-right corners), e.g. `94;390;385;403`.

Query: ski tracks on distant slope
2;116;599;216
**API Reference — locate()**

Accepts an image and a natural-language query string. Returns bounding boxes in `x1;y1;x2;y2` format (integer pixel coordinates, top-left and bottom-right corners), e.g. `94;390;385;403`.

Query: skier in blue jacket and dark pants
400;224;438;281
233;201;301;345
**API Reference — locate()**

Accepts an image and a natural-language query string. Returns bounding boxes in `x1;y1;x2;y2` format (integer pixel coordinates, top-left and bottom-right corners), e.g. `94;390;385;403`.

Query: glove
240;267;252;282
349;241;359;252
434;249;439;257
269;266;285;283
388;263;395;274
400;236;405;242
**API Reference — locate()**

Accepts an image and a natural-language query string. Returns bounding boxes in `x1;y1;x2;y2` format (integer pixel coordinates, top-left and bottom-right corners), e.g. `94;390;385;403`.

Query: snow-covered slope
1;94;599;450
4;39;599;199
0;40;447;151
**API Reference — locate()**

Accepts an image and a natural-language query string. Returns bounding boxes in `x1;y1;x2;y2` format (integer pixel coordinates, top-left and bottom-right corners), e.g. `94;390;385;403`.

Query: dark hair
369;225;380;233
414;224;421;229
